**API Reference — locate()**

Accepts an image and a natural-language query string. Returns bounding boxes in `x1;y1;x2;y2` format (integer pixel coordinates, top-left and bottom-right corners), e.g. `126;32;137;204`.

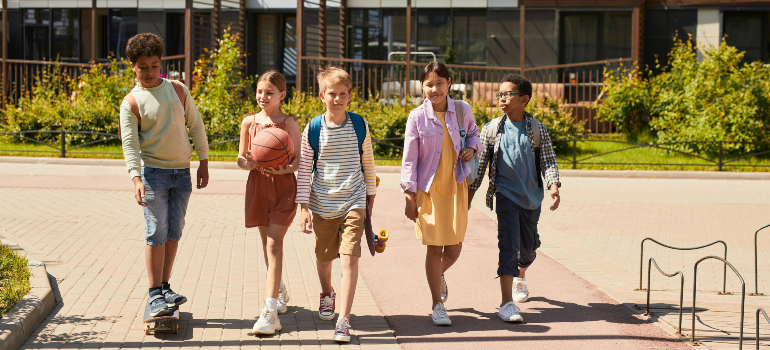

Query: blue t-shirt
495;119;544;210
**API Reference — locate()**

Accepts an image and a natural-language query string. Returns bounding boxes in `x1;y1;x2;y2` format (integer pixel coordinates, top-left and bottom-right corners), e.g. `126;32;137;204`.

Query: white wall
696;8;721;61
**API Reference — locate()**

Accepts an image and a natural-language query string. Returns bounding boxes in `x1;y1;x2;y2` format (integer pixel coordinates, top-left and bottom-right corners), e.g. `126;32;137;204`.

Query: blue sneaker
161;283;187;308
148;292;170;317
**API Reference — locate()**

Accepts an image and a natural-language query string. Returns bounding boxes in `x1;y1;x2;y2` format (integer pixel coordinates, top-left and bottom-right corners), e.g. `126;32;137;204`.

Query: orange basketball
250;127;294;169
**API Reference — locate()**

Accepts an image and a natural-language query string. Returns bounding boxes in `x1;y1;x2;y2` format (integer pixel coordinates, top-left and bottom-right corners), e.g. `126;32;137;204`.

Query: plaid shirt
468;112;561;211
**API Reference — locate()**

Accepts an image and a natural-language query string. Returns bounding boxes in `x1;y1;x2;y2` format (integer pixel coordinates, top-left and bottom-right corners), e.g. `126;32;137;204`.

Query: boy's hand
549;184;560;211
197;160;209;189
133;177;148;207
404;192;418;222
460;147;475;162
300;206;313;234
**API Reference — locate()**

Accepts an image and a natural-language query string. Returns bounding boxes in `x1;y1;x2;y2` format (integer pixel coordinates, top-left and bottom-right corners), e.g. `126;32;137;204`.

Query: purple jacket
400;96;482;193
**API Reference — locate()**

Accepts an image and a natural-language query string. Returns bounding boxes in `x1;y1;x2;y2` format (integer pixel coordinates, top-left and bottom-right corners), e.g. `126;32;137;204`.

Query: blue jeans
141;167;192;246
495;192;541;277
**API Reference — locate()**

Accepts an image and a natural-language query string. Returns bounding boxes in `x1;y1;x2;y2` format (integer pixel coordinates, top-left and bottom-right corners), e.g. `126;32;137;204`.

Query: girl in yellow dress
400;62;481;326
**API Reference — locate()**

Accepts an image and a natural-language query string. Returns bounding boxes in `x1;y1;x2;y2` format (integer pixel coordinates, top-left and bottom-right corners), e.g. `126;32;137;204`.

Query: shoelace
513;280;528;294
434;303;449;319
504;302;521;316
321;296;333;311
259;307;272;320
336;317;350;334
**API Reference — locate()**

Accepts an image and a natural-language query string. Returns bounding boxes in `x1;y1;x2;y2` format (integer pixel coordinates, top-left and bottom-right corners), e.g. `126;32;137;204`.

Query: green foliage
597;37;770;154
0;240;30;318
191;30;257;137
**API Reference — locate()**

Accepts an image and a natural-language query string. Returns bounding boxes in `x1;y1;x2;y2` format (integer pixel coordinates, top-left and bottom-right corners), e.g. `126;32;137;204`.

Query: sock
161;282;170;291
265;297;278;311
149;287;162;296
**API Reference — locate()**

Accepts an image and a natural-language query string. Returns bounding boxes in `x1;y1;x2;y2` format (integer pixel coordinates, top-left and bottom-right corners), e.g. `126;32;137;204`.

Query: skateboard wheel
145;325;151;335
376;176;380;188
378;230;389;242
375;242;386;253
173;324;179;334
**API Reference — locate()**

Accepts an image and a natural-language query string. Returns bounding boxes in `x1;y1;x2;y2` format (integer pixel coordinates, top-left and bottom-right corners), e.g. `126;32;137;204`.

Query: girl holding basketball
237;70;301;335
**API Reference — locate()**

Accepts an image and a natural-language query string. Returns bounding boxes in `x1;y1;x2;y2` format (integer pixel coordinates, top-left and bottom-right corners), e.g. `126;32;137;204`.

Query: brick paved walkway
6;159;768;349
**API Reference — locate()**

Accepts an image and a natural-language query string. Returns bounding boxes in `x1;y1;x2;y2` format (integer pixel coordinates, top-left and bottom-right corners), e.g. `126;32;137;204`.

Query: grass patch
0;241;31;318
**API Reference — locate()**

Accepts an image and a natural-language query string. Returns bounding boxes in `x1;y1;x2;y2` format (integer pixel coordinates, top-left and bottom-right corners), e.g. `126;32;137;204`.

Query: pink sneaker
319;291;336;320
333;316;351;342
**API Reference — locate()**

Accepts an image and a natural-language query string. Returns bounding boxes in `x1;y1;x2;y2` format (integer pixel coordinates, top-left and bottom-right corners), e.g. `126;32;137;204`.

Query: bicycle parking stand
690;256;745;348
644;257;684;337
637;238;729;295
751;224;770;296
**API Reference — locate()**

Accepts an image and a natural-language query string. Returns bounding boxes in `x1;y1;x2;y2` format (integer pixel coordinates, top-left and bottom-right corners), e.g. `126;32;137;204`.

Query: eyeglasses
496;91;524;99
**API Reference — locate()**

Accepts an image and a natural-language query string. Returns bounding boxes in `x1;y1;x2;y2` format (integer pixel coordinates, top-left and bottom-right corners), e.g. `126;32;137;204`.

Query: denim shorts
495;192;541;277
141;167;192;246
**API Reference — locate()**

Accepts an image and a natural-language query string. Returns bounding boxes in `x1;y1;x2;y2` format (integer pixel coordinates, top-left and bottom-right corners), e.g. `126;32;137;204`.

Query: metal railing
690;256;746;349
637;238;728;295
559;140;770;171
644;257;685;336
758;308;769;350
752;224;770;296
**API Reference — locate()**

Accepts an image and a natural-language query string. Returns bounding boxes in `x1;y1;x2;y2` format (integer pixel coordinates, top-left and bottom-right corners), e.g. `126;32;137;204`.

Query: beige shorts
313;209;365;262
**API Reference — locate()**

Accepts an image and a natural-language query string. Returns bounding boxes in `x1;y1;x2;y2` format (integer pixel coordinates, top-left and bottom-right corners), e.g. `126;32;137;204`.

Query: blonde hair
317;66;352;94
257;70;287;93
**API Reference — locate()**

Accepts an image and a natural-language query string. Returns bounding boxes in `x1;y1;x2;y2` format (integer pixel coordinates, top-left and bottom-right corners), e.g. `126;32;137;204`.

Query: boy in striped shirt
296;67;377;342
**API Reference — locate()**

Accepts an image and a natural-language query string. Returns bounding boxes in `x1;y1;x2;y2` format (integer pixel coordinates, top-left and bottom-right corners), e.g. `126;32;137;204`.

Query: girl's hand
244;154;258;171
460;147;475;162
404;192;418;222
263;164;287;175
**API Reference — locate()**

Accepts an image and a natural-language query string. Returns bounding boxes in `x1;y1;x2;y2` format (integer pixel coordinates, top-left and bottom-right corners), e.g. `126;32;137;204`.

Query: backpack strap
170;79;186;107
528;116;544;189
529;117;542;149
454;100;466;147
119;93;141;140
309;112;367;174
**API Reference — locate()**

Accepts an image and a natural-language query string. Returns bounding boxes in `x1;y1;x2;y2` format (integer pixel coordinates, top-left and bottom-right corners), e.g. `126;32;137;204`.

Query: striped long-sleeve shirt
295;114;377;219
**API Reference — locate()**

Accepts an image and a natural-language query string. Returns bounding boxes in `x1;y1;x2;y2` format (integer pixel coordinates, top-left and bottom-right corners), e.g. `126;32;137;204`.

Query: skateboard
374;230;389;253
143;306;179;335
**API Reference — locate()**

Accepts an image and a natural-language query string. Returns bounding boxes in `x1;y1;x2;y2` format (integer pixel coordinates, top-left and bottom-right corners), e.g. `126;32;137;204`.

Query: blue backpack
308;112;367;173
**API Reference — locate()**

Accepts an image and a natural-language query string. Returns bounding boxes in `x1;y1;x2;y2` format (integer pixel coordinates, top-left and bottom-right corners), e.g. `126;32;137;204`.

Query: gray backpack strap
454;100;466;147
529;117;542;149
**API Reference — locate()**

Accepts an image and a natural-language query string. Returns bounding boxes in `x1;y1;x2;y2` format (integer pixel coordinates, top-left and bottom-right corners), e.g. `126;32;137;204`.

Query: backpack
308;111;367;174
484;115;545;188
119;79;186;140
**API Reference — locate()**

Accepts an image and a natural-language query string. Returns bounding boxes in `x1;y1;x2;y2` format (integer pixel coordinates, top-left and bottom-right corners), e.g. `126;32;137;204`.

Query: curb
2;156;769;179
0;242;56;350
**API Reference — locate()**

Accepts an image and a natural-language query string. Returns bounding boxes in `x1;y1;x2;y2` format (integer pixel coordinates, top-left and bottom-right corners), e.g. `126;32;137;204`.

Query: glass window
348;9;382;61
23;9;50;60
452;10;486;65
382;9;408;58
525;10;557;68
282;16;297;77
487;9;519;67
416;9;450;62
52;9;79;61
562;13;599;64
602;12;631;60
108;9;137;59
257;14;278;75
724;12;767;63
644;10;697;74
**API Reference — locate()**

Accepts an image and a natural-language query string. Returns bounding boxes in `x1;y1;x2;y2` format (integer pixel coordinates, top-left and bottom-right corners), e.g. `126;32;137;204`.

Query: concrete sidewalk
0;161;697;349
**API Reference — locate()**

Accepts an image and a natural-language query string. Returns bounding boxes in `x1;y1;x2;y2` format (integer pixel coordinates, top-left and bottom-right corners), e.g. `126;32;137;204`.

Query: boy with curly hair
120;33;210;317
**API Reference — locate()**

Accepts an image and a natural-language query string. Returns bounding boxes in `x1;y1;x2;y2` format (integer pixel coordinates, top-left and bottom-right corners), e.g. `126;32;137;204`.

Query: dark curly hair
125;33;164;64
500;73;532;99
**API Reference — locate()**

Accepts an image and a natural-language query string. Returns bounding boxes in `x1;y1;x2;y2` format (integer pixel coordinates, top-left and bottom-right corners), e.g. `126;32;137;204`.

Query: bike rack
645;257;684;336
757;308;769;350
691;256;746;348
638;238;729;295
752;224;770;296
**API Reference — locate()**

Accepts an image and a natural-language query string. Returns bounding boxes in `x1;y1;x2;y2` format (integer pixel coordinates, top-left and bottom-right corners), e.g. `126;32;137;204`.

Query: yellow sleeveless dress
415;111;468;246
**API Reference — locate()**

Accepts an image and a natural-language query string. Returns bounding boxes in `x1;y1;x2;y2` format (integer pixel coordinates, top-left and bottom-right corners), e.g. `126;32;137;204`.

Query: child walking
400;62;481;326
237;71;301;334
296;66;377;342
119;33;209;317
468;73;561;323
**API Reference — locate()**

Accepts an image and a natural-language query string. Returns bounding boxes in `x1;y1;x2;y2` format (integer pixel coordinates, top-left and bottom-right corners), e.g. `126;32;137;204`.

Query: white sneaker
277;284;290;314
440;274;448;303
431;302;452;326
513;277;529;302
498;301;523;323
252;307;282;334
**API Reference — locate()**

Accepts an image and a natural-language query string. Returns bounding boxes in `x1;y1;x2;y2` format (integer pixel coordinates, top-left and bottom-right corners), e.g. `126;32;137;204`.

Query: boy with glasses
468;74;561;323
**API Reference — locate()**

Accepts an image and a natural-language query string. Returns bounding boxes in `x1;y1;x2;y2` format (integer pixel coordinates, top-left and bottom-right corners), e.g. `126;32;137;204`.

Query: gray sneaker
161;284;188;308
148;293;170;318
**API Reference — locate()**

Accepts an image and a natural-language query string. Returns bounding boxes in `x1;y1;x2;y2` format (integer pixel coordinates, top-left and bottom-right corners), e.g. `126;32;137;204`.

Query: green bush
597;38;770;154
0;241;30;318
